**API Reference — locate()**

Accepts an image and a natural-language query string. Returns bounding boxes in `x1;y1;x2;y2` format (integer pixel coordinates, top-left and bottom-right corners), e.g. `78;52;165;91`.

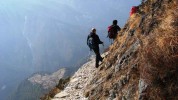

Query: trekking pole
102;43;104;47
88;49;93;61
109;39;112;45
102;43;105;52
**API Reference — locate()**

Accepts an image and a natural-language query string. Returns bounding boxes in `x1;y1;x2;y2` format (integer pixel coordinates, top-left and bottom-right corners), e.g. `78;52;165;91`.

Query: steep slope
52;0;178;100
85;0;178;99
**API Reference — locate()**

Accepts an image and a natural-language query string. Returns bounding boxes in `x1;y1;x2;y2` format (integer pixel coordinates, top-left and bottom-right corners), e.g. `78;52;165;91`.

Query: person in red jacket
130;6;139;16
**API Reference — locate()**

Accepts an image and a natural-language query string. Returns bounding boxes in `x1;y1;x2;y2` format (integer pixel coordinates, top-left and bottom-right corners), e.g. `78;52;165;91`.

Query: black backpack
87;36;95;50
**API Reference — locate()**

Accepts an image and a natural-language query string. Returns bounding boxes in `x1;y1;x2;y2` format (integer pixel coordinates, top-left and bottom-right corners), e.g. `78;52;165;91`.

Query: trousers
93;47;103;68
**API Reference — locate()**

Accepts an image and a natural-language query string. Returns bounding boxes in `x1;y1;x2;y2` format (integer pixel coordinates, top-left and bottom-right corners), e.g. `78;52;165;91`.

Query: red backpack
130;6;138;16
108;25;115;39
108;25;120;39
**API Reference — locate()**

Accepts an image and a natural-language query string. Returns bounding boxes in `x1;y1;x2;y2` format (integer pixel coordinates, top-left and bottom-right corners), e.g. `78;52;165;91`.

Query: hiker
108;20;121;41
87;28;104;68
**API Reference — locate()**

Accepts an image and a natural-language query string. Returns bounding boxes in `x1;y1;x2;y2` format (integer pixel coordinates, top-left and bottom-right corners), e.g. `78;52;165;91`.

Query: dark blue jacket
87;32;103;49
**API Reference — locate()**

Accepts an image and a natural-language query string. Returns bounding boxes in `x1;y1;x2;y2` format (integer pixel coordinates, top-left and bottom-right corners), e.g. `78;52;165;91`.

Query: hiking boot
95;64;99;68
100;57;103;62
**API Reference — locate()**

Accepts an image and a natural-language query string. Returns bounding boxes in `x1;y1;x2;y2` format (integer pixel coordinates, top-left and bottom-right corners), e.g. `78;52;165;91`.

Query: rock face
52;0;178;99
28;68;66;89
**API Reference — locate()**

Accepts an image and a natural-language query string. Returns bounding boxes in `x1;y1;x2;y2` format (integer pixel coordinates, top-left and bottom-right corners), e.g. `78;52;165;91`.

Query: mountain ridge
50;0;178;99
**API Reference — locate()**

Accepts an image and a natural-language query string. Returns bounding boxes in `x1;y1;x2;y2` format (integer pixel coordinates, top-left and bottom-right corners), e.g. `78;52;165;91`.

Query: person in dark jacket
87;28;103;68
108;20;121;40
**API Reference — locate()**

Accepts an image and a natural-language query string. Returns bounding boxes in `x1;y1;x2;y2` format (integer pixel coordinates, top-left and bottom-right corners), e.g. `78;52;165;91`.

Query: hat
91;28;96;32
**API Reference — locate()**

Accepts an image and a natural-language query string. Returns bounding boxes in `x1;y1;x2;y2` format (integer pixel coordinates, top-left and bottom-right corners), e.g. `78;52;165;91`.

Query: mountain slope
85;0;178;99
52;0;178;100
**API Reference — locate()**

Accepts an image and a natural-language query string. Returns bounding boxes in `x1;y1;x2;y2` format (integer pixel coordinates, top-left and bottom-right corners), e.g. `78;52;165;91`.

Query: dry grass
137;0;178;99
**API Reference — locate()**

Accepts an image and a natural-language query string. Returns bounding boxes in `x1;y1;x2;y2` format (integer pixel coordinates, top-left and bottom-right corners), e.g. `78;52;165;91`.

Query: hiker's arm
97;35;103;44
99;41;103;44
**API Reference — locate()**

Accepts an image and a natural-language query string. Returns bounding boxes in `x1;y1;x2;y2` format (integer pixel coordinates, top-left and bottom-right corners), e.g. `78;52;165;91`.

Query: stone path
52;54;103;100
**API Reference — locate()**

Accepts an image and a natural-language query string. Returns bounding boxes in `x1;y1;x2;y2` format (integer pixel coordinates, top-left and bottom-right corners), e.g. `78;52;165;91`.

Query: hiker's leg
95;58;99;68
98;51;103;62
95;47;103;62
93;48;100;68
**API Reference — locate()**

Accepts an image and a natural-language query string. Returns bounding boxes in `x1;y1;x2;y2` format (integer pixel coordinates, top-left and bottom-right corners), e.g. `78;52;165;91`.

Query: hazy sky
0;0;141;77
0;0;140;28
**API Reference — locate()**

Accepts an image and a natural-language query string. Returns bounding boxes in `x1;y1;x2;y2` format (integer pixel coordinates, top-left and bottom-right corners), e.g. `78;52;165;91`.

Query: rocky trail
52;53;108;100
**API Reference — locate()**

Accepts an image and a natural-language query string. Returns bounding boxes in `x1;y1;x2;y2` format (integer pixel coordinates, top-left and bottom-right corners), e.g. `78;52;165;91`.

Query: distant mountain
9;60;86;100
9;78;47;100
9;67;71;100
28;68;66;89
